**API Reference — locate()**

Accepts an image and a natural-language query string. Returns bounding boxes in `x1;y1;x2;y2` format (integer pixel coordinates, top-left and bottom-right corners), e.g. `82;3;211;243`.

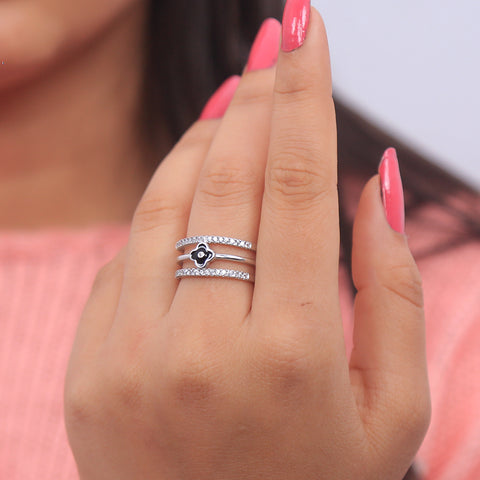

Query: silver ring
175;235;256;283
176;235;256;252
177;242;255;269
175;268;254;283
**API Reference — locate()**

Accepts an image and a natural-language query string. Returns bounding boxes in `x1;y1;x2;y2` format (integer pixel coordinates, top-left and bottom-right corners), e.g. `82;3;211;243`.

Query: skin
0;0;159;228
1;1;431;479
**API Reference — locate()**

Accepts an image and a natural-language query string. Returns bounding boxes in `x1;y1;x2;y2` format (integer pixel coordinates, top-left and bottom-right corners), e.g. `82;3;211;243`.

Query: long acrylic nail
200;76;240;120
247;18;282;72
282;0;311;52
379;148;405;233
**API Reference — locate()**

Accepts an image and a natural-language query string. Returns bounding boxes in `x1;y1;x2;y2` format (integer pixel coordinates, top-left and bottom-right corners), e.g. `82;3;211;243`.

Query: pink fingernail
199;76;241;120
282;0;311;52
247;18;282;72
379;148;405;234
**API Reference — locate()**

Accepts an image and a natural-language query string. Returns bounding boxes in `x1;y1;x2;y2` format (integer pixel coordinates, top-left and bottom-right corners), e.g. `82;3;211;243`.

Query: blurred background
313;0;480;188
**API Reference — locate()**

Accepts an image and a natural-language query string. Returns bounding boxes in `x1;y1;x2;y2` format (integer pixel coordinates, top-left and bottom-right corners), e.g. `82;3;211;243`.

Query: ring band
177;252;255;268
175;268;254;282
177;242;255;269
176;235;256;252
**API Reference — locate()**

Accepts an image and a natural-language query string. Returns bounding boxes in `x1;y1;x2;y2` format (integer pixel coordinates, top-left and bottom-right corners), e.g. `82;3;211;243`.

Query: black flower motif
190;243;214;269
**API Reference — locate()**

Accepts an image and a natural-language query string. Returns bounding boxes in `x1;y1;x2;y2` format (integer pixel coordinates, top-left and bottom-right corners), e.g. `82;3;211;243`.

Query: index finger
254;4;340;326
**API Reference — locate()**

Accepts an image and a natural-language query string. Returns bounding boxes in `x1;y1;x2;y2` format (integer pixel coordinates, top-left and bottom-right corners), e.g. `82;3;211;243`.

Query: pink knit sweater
1;216;479;479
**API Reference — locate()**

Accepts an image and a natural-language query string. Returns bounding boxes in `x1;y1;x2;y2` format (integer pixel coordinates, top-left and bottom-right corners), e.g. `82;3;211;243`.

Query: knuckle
64;375;98;428
109;365;146;413
231;79;273;108
171;368;218;409
253;331;316;401
97;352;148;414
166;350;221;409
132;195;185;234
267;150;335;207
198;162;256;208
380;263;424;311
91;258;123;291
274;66;315;102
177;121;217;151
396;387;431;441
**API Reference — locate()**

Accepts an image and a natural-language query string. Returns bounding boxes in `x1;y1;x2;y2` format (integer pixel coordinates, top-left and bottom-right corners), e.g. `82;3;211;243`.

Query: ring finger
173;19;282;319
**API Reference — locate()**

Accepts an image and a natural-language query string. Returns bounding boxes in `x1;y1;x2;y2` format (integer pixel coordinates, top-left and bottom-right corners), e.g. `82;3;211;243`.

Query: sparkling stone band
176;235;256;252
175;268;254;282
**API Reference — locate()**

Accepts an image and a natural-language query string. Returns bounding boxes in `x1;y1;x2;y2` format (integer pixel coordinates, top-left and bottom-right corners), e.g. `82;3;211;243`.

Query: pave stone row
176;236;256;252
175;268;253;282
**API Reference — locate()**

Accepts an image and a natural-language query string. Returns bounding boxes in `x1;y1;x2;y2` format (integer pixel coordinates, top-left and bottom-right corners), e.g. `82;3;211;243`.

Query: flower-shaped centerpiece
189;242;215;269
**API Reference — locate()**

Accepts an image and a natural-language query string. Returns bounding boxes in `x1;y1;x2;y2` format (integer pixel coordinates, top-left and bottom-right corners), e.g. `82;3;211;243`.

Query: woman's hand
64;2;430;479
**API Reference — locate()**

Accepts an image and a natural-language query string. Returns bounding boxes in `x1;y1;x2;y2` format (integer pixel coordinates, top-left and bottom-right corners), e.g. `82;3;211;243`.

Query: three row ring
175;236;256;282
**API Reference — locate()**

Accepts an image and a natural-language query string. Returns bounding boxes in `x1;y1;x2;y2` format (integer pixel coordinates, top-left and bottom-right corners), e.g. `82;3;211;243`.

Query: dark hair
141;0;286;145
140;0;480;285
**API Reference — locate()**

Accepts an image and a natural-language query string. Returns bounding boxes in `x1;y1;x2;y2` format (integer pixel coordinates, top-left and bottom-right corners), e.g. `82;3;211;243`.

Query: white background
312;0;480;188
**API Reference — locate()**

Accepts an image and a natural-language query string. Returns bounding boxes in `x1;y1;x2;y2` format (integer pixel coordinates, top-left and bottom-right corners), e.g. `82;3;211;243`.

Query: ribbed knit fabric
0;226;130;479
0;217;479;479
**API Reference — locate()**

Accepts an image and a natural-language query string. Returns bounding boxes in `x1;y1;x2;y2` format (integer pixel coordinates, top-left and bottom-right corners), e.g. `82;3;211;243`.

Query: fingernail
282;0;311;52
247;18;282;72
199;76;241;120
379;148;405;234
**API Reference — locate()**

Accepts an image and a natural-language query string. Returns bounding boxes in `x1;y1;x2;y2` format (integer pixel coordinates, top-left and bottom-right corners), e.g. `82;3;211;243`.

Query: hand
64;3;430;479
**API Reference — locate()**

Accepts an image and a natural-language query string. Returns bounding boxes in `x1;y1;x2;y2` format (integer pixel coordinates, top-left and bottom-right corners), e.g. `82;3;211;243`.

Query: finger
349;150;430;461
173;19;282;319
254;5;341;335
67;248;126;367
110;77;239;336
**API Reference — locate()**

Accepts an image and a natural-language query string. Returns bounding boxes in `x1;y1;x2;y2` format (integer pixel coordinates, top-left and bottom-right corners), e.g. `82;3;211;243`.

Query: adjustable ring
177;242;256;269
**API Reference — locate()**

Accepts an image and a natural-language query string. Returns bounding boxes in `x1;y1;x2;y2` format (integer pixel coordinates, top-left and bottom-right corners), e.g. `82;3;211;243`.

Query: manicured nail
379;148;405;233
200;76;241;120
282;0;311;52
247;18;282;72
